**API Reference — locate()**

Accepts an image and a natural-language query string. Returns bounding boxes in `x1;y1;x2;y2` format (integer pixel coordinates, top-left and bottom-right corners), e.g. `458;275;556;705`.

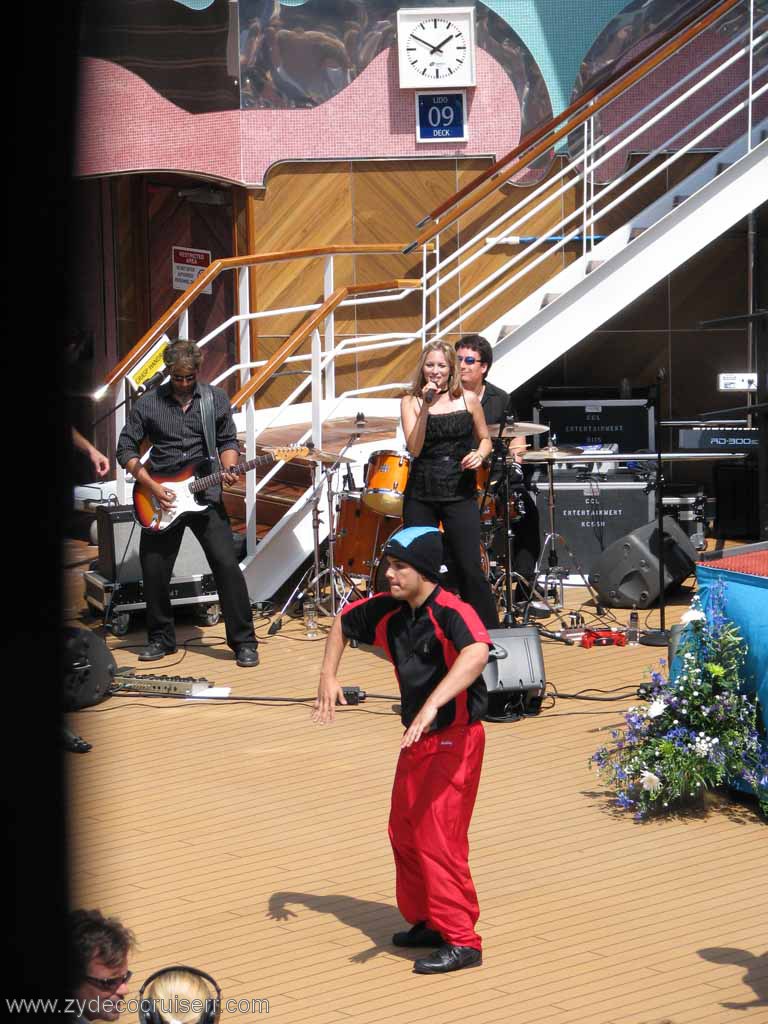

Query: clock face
405;16;467;81
397;7;476;88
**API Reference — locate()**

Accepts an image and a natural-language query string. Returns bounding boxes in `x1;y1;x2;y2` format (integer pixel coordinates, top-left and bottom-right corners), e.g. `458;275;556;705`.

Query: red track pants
388;720;485;950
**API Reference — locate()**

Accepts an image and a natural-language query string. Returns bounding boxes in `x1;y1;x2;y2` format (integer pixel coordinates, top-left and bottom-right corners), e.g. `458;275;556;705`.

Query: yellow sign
129;336;170;390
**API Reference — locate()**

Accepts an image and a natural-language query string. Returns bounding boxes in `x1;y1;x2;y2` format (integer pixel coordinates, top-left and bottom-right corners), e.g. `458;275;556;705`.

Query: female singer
400;340;500;628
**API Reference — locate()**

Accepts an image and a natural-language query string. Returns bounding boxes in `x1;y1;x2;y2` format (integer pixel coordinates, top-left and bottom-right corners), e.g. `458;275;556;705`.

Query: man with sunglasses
454;334;541;608
69;909;135;1021
116;339;259;667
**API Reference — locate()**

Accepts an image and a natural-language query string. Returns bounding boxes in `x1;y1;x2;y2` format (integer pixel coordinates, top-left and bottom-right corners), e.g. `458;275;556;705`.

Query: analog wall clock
397;7;476;89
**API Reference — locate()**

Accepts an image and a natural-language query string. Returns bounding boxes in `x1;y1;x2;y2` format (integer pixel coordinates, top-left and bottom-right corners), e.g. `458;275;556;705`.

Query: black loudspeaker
138;965;221;1024
588;515;697;609
62;627;116;710
96;505;213;582
482;627;546;722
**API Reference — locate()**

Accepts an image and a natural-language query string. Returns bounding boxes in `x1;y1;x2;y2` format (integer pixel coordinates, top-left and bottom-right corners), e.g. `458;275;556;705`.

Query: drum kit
272;414;580;625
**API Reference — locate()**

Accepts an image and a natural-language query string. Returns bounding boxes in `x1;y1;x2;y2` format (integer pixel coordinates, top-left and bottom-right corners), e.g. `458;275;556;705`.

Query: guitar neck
189;453;275;494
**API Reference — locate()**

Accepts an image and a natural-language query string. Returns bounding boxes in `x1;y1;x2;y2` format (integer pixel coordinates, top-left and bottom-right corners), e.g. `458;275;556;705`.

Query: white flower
680;608;706;625
640;770;661;792
647;699;666;719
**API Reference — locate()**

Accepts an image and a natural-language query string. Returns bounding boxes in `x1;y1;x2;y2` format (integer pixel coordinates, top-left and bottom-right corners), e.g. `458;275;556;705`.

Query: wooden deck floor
63;546;767;1024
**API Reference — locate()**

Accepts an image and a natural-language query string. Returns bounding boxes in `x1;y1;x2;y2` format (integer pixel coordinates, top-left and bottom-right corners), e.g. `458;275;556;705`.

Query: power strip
114;672;213;697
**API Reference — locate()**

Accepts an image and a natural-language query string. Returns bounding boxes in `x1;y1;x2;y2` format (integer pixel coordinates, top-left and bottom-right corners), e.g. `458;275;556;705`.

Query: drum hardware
520;445;603;618
486;421;550;438
269;449;360;634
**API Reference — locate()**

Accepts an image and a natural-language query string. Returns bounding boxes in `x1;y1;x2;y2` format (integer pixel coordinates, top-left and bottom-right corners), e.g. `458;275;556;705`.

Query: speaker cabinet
96;505;212;582
62;627;116;710
588;515;697;609
482;627;546;720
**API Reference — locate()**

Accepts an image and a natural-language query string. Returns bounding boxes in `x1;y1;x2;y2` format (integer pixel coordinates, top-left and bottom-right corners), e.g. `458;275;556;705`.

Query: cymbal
304;448;356;465
487;421;549;438
522;445;583;461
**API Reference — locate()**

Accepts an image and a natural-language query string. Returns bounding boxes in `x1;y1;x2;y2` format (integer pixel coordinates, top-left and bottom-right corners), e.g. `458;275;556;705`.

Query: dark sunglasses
457;355;479;365
84;971;132;991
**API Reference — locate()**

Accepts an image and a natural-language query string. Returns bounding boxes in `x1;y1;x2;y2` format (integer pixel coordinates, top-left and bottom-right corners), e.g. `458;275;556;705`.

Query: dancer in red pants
313;526;490;974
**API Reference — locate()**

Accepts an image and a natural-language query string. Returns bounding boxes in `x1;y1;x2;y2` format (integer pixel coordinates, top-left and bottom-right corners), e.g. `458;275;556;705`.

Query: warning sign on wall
172;246;212;295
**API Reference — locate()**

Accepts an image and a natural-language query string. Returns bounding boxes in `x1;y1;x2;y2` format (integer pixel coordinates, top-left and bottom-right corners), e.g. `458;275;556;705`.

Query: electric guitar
132;444;311;531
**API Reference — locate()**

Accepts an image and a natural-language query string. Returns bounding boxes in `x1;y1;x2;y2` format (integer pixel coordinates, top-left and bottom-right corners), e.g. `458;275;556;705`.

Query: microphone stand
640;369;670;647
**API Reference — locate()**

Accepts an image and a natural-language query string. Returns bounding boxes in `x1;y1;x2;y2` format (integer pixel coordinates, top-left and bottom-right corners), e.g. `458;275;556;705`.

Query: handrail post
747;0;755;151
421;244;428;347
582;121;589;262
434;229;441;340
323;255;335;401
245;396;258;558
311;327;323;451
179;309;189;340
115;380;129;504
237;265;251;390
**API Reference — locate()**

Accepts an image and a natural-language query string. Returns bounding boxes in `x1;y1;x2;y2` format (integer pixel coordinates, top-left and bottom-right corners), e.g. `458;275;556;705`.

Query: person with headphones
138;966;220;1024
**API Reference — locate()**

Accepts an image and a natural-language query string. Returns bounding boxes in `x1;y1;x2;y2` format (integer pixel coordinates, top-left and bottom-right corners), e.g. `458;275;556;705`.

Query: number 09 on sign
415;91;467;143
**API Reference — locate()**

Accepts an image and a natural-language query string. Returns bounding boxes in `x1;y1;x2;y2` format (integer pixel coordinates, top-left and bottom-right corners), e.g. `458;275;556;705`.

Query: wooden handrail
404;0;742;252
229;278;421;410
102;245;433;389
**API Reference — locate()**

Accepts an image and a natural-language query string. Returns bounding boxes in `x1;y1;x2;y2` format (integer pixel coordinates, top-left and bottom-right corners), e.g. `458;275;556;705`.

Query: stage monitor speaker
96;505;213;582
482;627;546;721
62;627;116;710
588;515;697;609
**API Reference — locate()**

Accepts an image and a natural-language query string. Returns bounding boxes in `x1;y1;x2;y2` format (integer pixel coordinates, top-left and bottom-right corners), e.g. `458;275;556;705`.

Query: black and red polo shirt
340;586;491;729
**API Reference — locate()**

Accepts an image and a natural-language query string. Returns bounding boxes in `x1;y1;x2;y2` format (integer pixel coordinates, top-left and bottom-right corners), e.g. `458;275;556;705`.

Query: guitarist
116;339;259;667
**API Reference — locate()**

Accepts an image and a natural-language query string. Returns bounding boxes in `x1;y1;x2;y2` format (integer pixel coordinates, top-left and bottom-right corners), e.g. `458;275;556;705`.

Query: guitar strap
198;383;220;469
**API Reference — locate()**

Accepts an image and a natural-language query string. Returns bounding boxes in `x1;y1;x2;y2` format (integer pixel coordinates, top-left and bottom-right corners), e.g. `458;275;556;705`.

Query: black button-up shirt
481;379;510;429
340;586;491;729
116;381;240;503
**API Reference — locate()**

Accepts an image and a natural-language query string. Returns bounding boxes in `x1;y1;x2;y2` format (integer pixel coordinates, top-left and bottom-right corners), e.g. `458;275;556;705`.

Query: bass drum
333;493;401;577
371;544;490;594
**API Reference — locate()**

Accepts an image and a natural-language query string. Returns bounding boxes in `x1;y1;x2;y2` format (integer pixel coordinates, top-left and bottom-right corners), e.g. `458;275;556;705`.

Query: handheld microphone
424;384;438;404
136;370;166;394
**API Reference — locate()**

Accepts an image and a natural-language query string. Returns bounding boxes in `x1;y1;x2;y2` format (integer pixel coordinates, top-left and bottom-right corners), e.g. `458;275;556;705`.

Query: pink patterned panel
75;48;522;187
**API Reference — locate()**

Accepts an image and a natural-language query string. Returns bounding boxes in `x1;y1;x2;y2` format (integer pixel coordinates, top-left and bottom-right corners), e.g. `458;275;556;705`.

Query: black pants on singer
403;496;499;629
139;503;256;651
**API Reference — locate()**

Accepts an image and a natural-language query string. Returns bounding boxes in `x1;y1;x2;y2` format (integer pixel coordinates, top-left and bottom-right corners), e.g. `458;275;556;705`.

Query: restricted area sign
172;246;212;295
415;90;467;143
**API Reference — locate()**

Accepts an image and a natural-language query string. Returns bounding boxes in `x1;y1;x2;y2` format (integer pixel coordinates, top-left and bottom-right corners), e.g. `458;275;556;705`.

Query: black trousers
139;504;256;651
403;495;500;629
492;488;542;602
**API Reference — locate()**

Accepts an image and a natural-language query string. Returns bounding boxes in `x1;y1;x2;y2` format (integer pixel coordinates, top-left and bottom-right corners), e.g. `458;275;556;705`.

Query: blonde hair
409;341;463;399
144;969;215;1024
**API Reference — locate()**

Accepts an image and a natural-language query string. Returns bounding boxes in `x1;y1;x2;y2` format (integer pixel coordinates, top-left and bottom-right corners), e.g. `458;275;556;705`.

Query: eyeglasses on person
457;355;479;365
84;971;133;991
170;373;197;383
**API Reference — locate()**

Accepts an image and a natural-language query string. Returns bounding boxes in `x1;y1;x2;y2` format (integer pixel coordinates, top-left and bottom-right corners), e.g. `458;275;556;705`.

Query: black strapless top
406;408;476;502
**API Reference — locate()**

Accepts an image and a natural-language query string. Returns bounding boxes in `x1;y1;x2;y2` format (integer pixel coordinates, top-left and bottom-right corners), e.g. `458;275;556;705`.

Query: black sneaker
236;644;259;667
413;944;482;974
138;641;178;662
392;921;443;947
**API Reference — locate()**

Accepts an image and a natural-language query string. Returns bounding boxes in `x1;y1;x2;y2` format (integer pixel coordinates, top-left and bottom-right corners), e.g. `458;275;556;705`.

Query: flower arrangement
591;580;768;820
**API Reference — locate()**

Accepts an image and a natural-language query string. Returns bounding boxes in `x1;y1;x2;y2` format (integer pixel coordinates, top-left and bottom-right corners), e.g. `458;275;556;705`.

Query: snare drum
333;493;401;577
362;450;411;517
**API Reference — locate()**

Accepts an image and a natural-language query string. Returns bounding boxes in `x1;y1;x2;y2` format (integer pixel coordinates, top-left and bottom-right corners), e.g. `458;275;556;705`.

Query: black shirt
340;586;491;729
481;379;510;430
116;381;239;503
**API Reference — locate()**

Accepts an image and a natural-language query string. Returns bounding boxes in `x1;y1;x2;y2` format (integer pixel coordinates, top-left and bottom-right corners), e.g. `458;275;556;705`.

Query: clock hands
429;34;455;54
409;32;457;56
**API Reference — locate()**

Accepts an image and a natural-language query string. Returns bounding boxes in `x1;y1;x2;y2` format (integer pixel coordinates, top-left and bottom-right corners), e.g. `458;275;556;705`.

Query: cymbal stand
521;453;601;619
269;447;357;633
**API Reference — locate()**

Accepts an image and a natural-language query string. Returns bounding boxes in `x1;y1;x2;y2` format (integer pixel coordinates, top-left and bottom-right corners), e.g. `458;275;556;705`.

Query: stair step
585;260;605;274
629;225;647;240
672;194;689;207
716;161;731;176
496;324;518;342
540;293;561;308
